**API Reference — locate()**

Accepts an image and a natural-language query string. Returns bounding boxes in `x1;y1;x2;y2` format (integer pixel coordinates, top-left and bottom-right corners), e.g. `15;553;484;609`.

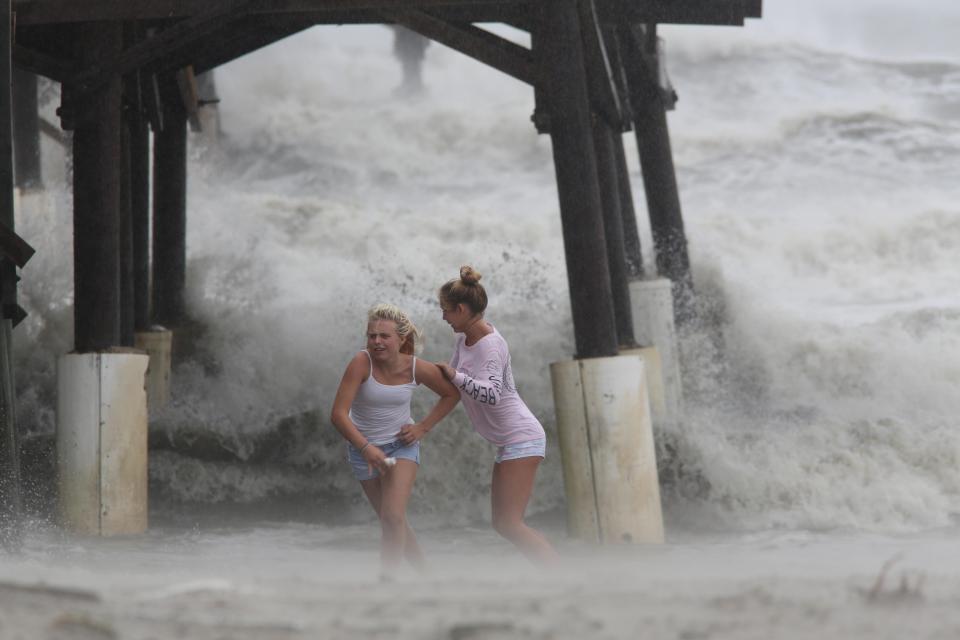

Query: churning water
12;0;960;536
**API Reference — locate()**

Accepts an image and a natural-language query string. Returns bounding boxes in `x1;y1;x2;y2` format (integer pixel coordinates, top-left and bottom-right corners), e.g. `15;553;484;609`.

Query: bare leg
491;457;559;566
359;477;424;568
362;460;420;576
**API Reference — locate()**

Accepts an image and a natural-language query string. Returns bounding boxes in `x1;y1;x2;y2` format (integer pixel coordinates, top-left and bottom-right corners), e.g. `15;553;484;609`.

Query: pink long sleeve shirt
449;325;545;447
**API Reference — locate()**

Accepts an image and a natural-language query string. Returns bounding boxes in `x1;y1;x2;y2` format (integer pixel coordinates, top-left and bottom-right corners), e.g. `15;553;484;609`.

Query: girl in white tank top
330;304;459;579
348;350;418;445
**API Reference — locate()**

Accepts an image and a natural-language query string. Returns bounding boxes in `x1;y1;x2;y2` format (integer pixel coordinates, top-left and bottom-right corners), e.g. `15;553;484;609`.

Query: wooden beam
73;22;124;351
613;130;643;279
593;118;635;348
151;74;188;328
0;223;34;270
165;8;532;75
13;0;758;28
0;0;22;548
127;77;151;332
162;14;315;75
38;117;67;147
382;8;536;85
602;0;761;26
11;43;77;83
578;0;625;129
12;0;524;25
12;68;41;190
71;0;254;97
12;4;534;78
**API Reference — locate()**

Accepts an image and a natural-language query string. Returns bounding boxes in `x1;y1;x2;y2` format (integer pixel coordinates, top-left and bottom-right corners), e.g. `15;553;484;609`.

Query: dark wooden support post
536;1;618;359
578;0;636;349
597;23;643;280
12;68;41;191
613;133;643;279
129;75;151;332
152;76;188;329
0;0;21;546
119;116;135;346
624;25;694;320
592;118;635;348
73;24;123;352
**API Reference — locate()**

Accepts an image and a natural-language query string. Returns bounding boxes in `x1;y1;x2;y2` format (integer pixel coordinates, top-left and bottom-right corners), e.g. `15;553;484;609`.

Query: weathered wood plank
72;22;124;351
11;43;76;84
71;0;253;97
189;16;316;74
604;0;759;26
12;0;521;25
13;0;759;27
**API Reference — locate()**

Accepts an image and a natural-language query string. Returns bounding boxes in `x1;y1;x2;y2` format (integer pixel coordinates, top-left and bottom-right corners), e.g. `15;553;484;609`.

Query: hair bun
459;265;482;286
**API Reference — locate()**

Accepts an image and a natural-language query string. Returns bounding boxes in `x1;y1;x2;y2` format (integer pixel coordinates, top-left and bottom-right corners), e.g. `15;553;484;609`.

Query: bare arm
398;360;460;445
330;352;387;471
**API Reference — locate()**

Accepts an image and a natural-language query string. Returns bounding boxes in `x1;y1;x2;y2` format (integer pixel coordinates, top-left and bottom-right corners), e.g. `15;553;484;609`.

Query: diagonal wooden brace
381;7;538;86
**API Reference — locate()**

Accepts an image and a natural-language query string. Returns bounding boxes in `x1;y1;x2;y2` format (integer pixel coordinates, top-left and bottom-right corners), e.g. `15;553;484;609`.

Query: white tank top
348;350;418;445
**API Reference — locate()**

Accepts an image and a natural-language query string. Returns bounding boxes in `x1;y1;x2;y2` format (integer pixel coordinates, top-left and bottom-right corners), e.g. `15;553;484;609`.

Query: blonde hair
438;265;488;315
367;303;422;355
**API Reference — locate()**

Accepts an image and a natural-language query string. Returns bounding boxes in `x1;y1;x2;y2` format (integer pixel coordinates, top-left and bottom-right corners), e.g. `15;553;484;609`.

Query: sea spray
11;21;960;533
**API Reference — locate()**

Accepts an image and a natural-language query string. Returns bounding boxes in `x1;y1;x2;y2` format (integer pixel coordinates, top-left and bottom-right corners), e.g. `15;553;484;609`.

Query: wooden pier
0;0;762;540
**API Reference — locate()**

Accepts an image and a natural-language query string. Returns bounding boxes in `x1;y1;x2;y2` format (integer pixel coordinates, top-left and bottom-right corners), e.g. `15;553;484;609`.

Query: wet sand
2;519;958;640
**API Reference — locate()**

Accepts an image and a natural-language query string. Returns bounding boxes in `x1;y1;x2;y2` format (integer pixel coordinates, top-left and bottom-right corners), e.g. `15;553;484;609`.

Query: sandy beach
3;517;959;640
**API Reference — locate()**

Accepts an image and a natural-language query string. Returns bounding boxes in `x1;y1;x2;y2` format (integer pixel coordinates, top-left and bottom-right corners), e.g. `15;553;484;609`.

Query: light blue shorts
495;437;546;464
347;440;420;481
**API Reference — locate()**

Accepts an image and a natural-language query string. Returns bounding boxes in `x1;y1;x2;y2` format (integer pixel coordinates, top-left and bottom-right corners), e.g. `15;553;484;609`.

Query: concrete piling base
550;354;664;544
134;328;172;410
619;346;667;427
57;351;149;535
629;277;683;425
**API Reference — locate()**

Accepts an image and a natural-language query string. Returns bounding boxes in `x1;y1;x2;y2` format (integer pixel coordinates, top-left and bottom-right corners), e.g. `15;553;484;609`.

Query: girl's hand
361;443;388;474
398;423;427;445
435;362;456;381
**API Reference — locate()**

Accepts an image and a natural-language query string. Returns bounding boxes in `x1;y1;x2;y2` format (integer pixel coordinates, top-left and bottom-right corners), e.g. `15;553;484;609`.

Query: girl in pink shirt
424;265;559;565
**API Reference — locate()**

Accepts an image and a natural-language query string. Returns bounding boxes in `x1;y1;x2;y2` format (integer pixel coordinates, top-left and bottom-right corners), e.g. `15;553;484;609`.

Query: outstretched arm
398;360;460;445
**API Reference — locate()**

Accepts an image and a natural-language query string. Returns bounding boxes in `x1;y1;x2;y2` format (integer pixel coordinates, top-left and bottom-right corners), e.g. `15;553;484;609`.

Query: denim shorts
347;440;421;481
495;437;546;464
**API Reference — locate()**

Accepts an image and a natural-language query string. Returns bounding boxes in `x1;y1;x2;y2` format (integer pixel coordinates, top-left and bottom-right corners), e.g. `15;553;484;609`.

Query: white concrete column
629;277;683;426
551;354;664;544
619;347;666;426
134;328;172;410
550;359;600;542
57;351;149;535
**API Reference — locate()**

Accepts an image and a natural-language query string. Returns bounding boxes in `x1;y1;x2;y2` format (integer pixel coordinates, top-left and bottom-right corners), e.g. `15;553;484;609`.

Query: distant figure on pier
330;304;459;579
391;26;430;96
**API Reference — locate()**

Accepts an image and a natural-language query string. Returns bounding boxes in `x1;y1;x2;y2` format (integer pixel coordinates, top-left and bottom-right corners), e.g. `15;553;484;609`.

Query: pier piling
537;0;617;360
12;69;41;191
0;0;20;546
623;25;695;322
152;75;188;331
592;118;636;349
57;22;149;535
